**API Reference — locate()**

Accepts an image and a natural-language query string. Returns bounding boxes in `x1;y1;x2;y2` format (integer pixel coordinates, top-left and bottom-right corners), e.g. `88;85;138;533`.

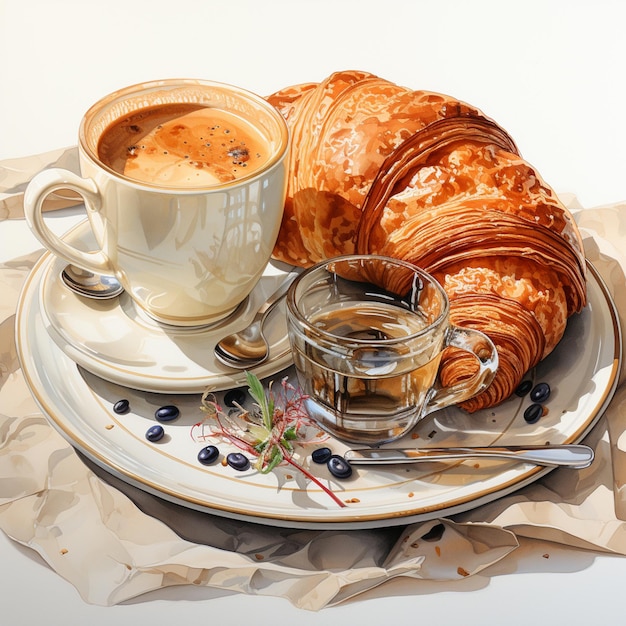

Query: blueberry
224;388;247;407
524;403;543;424
155;405;180;422
226;452;250;471
197;445;220;465
146;424;165;441
113;399;130;414
530;382;551;403
311;447;332;464
515;380;533;397
327;455;353;479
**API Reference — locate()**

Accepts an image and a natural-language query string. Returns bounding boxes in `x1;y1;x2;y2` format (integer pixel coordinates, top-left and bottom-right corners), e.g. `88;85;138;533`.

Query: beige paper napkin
0;147;80;218
1;153;625;609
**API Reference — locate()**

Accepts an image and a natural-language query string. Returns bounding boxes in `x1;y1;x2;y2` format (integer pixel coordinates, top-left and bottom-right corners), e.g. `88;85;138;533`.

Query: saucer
39;220;294;393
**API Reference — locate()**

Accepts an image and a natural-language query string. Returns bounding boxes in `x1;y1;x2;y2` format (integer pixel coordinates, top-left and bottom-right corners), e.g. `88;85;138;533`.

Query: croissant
267;70;587;412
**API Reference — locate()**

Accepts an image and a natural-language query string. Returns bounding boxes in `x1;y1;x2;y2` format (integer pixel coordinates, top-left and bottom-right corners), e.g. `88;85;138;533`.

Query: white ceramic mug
24;79;290;327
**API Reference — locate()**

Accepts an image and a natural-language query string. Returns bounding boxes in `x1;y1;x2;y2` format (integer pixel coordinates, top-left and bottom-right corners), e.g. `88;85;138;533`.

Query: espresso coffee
97;102;271;187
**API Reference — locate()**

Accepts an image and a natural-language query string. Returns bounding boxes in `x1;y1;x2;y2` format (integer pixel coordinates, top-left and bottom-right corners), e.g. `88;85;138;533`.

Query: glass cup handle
423;325;499;415
24;167;113;275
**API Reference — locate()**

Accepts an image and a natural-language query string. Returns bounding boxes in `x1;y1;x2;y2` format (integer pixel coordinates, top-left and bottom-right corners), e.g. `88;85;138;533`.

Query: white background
2;1;626;624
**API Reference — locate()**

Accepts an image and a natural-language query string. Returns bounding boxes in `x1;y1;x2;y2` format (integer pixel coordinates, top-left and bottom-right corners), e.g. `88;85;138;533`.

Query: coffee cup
24;79;290;326
286;255;499;445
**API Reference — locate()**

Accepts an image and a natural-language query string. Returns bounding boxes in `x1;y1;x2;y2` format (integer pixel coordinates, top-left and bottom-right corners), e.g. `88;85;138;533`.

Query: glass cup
24;79;289;327
286;255;499;445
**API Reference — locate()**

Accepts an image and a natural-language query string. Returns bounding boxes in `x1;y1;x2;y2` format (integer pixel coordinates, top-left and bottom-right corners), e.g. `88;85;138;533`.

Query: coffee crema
97;102;271;187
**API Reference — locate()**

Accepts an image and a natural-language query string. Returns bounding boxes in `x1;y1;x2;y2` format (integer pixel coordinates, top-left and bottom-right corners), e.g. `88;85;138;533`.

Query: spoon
214;268;301;369
344;444;594;469
61;264;124;299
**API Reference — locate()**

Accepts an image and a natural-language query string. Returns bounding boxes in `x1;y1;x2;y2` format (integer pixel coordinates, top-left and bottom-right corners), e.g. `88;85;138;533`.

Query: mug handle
24;168;113;275
423;326;499;414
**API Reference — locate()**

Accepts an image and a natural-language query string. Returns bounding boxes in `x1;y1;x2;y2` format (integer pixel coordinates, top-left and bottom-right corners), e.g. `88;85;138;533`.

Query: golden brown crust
267;70;587;411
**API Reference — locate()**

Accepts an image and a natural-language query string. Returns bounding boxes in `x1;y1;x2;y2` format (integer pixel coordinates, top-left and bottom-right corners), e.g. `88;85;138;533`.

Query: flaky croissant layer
267;70;586;412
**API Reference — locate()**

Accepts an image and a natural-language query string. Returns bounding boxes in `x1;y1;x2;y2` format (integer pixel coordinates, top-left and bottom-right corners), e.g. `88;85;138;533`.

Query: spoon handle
256;268;302;320
344;444;594;469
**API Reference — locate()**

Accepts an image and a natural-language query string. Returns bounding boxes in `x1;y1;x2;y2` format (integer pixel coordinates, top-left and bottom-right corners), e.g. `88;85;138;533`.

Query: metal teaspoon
214;268;301;369
61;264;124;299
344;444;594;469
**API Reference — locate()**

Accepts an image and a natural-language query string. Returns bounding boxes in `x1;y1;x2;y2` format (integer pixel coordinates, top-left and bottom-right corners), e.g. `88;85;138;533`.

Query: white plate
38;220;294;393
16;251;621;529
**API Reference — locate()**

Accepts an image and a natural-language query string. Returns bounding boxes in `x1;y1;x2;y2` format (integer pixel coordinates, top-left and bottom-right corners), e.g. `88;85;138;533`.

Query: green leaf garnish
195;372;347;508
283;425;298;440
246;371;272;430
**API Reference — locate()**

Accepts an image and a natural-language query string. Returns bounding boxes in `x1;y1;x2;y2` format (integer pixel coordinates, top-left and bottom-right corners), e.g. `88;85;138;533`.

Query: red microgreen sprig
192;372;346;507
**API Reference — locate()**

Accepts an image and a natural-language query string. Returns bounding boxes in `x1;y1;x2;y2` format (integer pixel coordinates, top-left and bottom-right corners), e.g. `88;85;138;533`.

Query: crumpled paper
0;147;80;218
1;150;625;610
